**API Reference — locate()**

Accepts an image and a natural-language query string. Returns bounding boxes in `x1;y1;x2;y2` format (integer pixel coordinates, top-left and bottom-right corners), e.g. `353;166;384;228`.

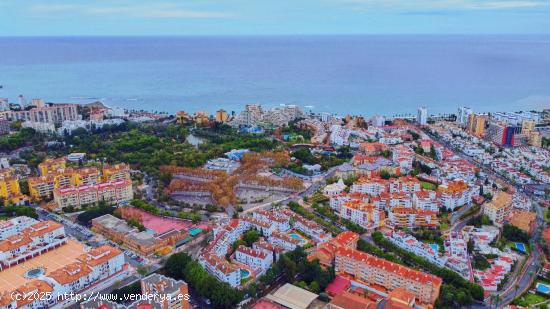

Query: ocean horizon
1;35;549;117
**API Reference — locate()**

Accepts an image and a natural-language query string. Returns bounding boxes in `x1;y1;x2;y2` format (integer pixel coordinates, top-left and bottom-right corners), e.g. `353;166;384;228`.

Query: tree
243;229;261;246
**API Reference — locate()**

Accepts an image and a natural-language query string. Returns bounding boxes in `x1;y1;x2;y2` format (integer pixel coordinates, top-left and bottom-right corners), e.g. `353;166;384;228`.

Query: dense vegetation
0;128;44;152
257;246;335;294
77;202;116;225
290;148;348;172
502;224;530;243
0;206;38;219
61;122;279;178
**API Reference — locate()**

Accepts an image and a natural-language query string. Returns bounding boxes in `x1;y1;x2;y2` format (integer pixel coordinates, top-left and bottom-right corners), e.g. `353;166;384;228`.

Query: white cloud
336;0;549;10
29;2;231;19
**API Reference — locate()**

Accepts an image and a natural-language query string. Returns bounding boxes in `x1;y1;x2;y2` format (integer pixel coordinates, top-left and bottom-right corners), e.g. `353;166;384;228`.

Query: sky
1;0;550;36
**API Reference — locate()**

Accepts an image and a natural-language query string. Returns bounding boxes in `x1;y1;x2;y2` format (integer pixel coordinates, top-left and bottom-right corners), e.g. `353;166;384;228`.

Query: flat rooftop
265;283;318;309
0;240;86;293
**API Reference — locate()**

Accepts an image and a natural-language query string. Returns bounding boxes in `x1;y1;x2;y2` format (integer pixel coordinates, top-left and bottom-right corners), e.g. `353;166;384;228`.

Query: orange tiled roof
336;247;442;287
48;262;93;285
78;245;122;267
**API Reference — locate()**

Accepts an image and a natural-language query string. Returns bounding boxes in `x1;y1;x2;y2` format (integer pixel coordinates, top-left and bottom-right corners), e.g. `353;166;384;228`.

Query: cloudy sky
2;0;550;36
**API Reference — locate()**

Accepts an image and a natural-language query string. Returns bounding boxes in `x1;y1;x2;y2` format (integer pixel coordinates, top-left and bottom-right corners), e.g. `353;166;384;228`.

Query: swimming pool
429;244;439;252
536;283;550;294
240;269;251;279
290;233;301;239
515;242;527;253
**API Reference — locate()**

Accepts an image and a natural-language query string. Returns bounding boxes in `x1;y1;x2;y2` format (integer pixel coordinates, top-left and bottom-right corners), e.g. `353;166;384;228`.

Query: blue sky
2;0;550;36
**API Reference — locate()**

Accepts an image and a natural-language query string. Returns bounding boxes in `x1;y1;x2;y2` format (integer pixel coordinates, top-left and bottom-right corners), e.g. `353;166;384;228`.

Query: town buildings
0;168;28;205
335;246;442;305
91;214;186;256
483;191;513;226
1;103;79;124
467;113;487;137
0;217;126;308
53;180;133;209
457;107;473;125
28;157;132;206
139;273;190;309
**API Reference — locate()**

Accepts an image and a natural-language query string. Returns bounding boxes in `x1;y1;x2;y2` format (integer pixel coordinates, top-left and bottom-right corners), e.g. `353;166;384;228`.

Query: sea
1;35;550;117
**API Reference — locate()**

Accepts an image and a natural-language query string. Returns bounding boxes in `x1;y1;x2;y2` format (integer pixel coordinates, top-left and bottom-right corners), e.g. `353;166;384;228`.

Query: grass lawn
420;181;437;190
513;292;547;307
440;222;449;230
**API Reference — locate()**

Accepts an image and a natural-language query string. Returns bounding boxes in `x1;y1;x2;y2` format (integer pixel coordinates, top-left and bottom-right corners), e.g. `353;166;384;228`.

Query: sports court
0;240;86;293
120;207;191;234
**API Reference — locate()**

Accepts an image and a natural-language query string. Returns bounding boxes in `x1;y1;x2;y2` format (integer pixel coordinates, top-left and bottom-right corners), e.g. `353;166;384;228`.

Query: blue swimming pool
515;242;527;253
430;244;439;252
290;233;301;239
240;269;251;279
536;283;550;294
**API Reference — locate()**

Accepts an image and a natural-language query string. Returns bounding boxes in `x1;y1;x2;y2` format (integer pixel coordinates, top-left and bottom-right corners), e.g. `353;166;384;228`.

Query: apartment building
0;220;66;270
389;231;447;267
0;216;37;240
388;207;439;229
0;168;27;205
1;104;79;124
102;163;131;182
412;190;440;212
252;210;291;232
268;231;301;251
483;191;513;226
235;245;273;276
199;254;241;287
308;231;360;268
38;157;67;175
53;180;133;209
340;200;384;231
467;114;487;137
436;180;472;211
140;273;190;309
335;247;442;305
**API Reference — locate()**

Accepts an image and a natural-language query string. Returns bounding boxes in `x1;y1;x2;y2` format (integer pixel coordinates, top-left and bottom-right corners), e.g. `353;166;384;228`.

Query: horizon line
2;33;550;38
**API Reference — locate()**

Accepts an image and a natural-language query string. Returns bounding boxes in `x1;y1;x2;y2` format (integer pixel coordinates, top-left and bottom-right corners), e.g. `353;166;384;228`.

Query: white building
457;107;473;125
235;245;273;276
323;179;347;197
417;107;428;125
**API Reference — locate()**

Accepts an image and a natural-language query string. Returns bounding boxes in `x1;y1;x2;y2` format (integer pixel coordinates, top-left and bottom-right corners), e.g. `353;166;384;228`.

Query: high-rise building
528;131;542;147
485;120;523;147
0;98;9;111
417;107;427;125
215;109;229;123
467;114;487;137
522;119;536;134
31;99;46;108
371;115;385;127
457;107;473;125
0;104;79;124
